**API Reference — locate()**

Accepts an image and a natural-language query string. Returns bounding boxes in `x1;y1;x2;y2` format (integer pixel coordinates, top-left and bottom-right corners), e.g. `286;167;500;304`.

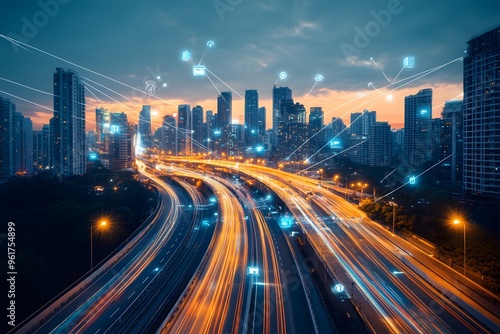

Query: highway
160;168;250;333
18;161;214;334
166;158;500;333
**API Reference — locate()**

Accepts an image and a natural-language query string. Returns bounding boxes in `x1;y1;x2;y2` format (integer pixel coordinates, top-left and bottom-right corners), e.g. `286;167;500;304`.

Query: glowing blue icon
162;82;167;87
279;71;287;80
156;76;161;80
403;57;415;69
409;176;416;185
181;51;191;62
145;80;157;95
420;109;428;115
315;74;324;82
207;40;215;48
193;65;206;76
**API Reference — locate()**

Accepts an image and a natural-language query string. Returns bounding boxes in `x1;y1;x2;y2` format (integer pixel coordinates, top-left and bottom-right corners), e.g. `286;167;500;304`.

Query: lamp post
91;221;107;271
389;201;398;235
454;219;466;277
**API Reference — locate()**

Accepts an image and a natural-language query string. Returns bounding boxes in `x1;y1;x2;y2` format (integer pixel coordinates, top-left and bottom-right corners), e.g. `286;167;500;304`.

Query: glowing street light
453;219;466;277
91;220;108;271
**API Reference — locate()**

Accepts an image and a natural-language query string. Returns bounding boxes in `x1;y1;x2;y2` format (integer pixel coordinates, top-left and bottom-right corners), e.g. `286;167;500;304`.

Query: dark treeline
1;167;157;326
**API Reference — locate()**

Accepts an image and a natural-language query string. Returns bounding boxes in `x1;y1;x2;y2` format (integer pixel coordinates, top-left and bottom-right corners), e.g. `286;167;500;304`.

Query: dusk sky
1;0;499;130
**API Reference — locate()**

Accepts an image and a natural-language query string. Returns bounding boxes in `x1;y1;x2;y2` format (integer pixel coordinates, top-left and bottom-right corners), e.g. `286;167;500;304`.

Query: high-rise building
244;90;259;147
177;104;192;155
349;110;375;165
138;105;151;149
272;86;292;145
463;26;500;199
440;100;463;186
192;105;204;154
105;112;130;170
257;107;266;143
205;110;215;152
217;92;232;156
308;107;324;158
21;117;33;174
0;97;15;179
350;110;376;136
326;117;347;153
33;124;51;171
228;123;245;157
277;99;307;161
160;115;177;155
52;68;86;176
369;122;392;167
0;97;30;178
95;107;111;143
392;128;404;162
403;88;433;171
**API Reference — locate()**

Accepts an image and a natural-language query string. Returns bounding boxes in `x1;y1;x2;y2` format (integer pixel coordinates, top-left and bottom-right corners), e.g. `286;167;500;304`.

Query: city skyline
1;0;499;130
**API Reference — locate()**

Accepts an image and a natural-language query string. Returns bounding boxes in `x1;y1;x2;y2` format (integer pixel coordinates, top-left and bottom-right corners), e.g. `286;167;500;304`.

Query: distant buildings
276;99;308;161
369;122;392;167
272;86;292;146
440;100;463;186
244;90;259;147
138;105;151;149
51;68;86;176
463;26;500;199
0;97;33;178
403;88;433;171
177;104;192;155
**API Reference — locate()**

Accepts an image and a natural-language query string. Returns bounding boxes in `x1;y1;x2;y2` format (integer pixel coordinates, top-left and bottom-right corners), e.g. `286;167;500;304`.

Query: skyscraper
440;100;463;186
257;107;266;143
272;86;292;145
177;104;192;155
277;99;307;161
52;68;86;176
160;115;177;155
403;88;433;171
463;26;500;199
217;92;232;156
308;107;324;159
139;105;151;149
192;105;204;153
350;110;376;136
244;90;259;146
369;122;392;167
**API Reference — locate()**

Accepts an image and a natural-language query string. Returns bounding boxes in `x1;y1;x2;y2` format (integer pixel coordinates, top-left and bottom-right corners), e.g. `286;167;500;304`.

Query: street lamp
388;201;398;235
453;219;466;277
91;220;107;271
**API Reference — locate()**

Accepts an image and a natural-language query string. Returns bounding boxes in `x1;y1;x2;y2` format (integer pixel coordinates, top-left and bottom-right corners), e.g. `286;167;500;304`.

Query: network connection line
0;77;54;96
376;154;453;202
298;139;368;173
204;68;244;99
0;89;53;112
286;56;463;161
0;34;176;106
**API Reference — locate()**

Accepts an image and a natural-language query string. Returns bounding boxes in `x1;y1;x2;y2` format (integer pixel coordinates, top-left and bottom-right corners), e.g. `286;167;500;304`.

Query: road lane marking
128;291;136;300
95;330;101;334
142;276;149;284
109;308;120;318
160;257;165;262
175;238;178;242
166;251;170;255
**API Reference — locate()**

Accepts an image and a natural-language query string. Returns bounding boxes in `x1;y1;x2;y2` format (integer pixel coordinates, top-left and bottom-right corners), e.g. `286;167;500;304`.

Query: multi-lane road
163;158;500;334
15;157;500;333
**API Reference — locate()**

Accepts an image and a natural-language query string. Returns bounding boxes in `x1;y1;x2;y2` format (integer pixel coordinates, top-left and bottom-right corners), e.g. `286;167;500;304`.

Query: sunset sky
1;0;498;131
